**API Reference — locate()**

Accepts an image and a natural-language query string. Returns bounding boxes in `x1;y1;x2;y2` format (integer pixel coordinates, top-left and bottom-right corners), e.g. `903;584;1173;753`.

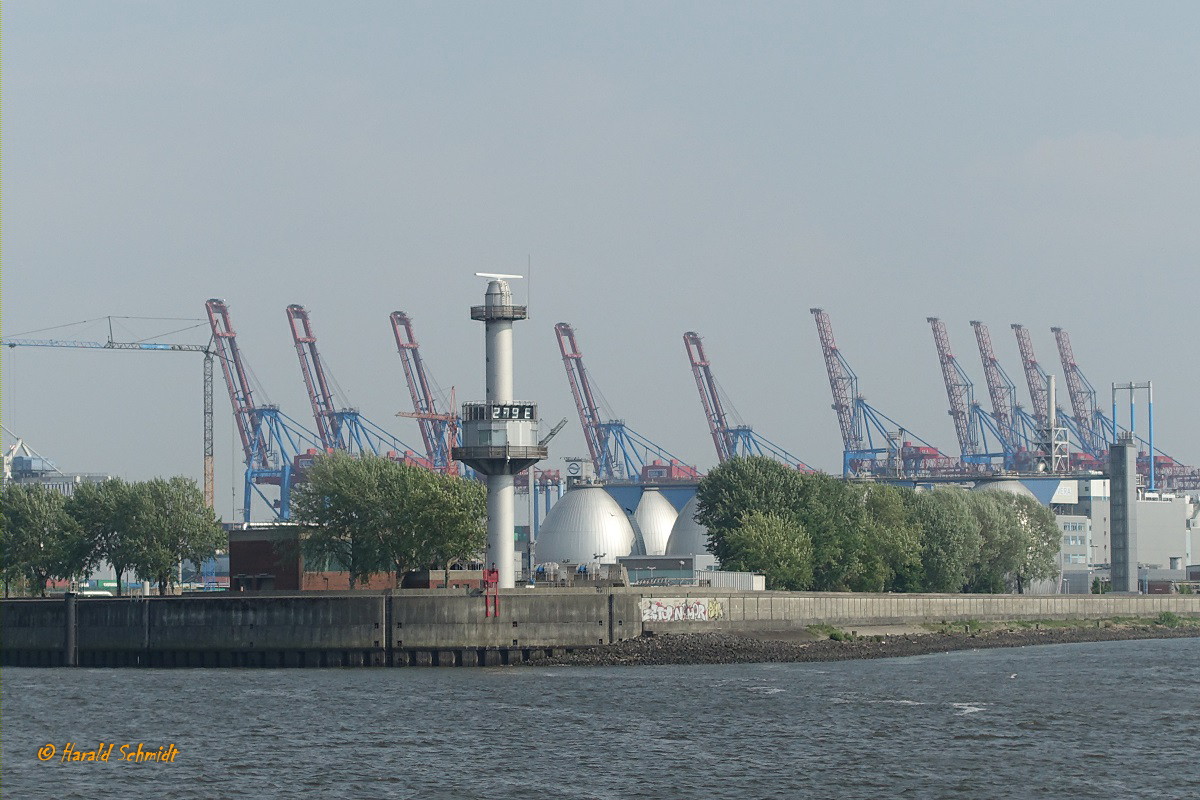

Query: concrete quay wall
3;589;1198;667
0;589;643;667
633;590;1200;634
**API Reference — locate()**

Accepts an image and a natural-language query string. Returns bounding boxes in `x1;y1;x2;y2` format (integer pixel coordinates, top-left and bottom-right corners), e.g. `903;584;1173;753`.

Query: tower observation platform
452;275;548;588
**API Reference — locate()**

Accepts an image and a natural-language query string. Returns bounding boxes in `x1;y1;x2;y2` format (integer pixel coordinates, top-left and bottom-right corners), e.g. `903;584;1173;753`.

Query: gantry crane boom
970;321;1019;447
554;322;695;480
390;311;458;473
206;299;268;469
1011;324;1050;427
286;304;342;450
810;309;955;476
928;318;979;458
2;324;216;508
206;299;322;521
283;304;428;464
1051;326;1104;456
683;331;815;470
810;308;861;452
554;322;608;475
683;331;735;461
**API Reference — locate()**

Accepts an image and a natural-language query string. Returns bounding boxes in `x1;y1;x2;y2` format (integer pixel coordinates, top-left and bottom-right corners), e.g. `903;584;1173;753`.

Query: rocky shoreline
523;624;1200;668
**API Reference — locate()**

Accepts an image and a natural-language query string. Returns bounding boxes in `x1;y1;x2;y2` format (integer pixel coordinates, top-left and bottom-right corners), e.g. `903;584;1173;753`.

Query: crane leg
203;353;215;510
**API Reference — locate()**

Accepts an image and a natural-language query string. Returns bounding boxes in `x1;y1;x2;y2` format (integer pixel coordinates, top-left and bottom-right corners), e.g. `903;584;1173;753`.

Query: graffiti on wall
639;598;724;623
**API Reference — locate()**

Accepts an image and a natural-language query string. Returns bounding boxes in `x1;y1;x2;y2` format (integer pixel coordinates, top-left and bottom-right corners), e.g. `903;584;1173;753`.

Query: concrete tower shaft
454;275;547;589
483;279;515;404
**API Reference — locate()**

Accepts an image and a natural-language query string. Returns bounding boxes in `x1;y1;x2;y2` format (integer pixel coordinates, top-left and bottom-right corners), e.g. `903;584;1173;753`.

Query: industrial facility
5;295;1200;595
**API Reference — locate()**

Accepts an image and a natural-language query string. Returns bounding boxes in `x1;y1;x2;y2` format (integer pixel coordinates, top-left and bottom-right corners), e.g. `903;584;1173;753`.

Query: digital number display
490;404;535;420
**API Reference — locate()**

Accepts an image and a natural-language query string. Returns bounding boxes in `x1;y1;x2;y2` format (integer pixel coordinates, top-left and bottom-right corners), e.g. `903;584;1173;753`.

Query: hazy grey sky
4;1;1199;519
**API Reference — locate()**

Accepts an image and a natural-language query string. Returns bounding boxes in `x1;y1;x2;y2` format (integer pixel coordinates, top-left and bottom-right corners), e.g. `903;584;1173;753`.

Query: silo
535;486;635;565
665;495;712;556
634;488;678;556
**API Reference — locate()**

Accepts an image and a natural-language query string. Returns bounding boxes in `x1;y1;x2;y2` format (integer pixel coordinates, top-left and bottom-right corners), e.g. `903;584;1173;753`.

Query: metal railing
470;305;528;321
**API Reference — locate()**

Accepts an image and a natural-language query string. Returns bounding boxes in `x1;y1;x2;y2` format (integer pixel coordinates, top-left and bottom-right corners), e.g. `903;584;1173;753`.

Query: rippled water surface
4;638;1199;799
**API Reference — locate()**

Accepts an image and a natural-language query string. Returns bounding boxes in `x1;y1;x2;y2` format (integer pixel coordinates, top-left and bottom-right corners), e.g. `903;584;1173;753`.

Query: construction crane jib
2;323;217;509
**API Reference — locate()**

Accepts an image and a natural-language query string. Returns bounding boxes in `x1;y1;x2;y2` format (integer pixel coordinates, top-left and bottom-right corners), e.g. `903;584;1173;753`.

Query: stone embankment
523;624;1200;667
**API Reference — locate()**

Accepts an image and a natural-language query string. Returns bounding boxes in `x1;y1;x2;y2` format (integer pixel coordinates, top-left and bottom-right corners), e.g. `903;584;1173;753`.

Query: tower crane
810;308;955;476
389;311;459;474
284;304;429;465
206;299;323;520
554;322;697;482
2;319;217;508
682;331;814;470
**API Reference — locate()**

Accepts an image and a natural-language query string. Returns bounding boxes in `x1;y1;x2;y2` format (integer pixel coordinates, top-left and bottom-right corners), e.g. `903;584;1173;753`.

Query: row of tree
696;458;1061;593
290;453;487;588
1;477;225;596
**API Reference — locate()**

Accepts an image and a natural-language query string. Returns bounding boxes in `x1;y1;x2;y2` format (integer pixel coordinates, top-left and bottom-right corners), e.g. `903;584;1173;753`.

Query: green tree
0;503;18;596
290;453;486;588
419;472;487;582
860;483;924;592
126;477;224;595
695;457;809;541
1;483;95;595
65;478;140;596
963;491;1020;593
994;493;1061;593
291;453;387;587
962;491;1062;594
719;511;814;590
695;458;872;591
907;488;981;593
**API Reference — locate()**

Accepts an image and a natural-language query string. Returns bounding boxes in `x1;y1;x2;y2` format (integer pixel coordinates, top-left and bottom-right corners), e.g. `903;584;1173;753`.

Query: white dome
971;480;1038;501
665;495;712;556
535;486;635;565
634;488;678;556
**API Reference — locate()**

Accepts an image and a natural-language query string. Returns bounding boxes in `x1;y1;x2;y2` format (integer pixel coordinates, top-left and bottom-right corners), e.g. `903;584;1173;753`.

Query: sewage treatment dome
665;495;712;557
633;488;679;556
970;479;1039;501
535;486;635;565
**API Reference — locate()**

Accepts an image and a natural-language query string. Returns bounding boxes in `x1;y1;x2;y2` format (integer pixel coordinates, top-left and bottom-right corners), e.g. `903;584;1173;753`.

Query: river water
3;638;1198;799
